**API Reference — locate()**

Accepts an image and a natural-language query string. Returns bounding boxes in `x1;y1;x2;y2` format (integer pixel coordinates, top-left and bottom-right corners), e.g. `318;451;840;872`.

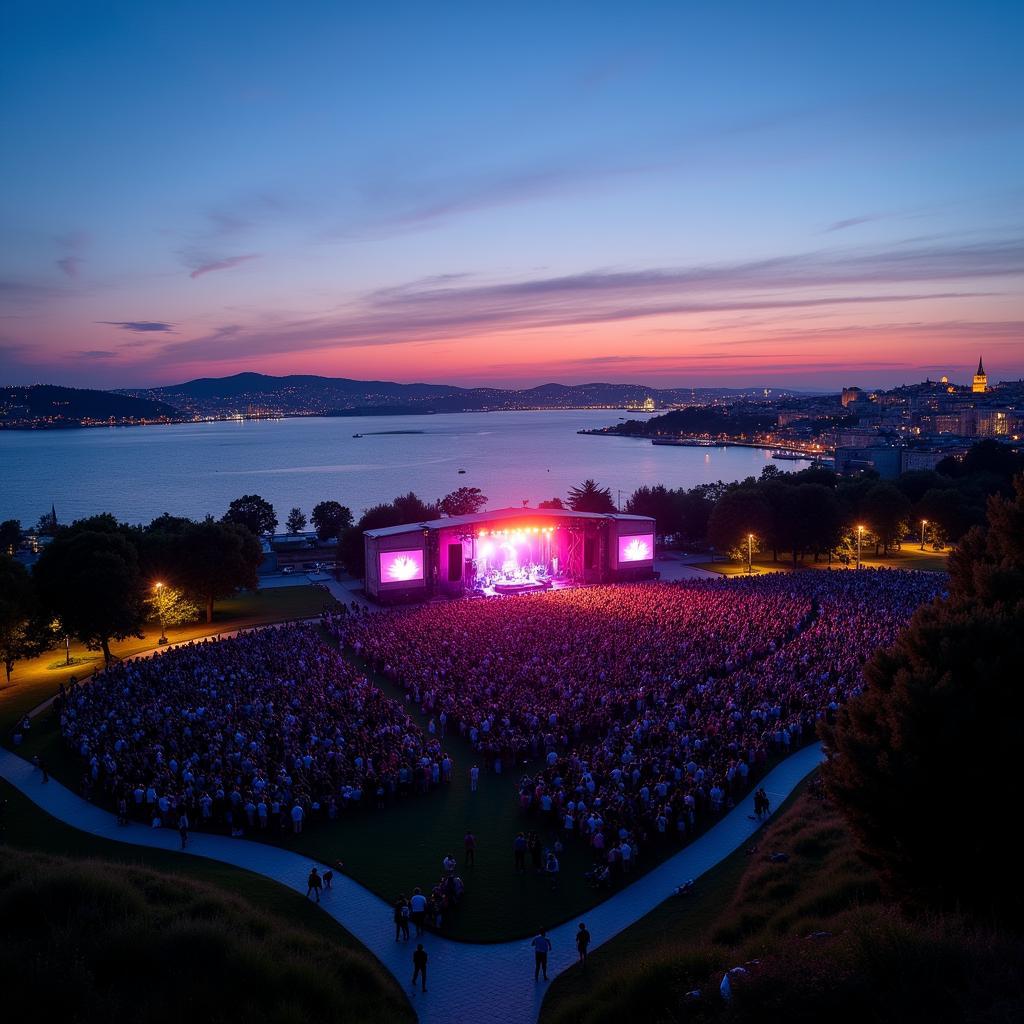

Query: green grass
0;778;413;1022
0;585;338;735
695;547;949;577
540;780;1024;1024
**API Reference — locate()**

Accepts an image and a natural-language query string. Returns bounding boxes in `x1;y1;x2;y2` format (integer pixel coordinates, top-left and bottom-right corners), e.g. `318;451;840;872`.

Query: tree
0;520;21;555
625;485;681;537
286;507;307;535
821;476;1024;922
145;584;200;628
311;501;353;541
538;497;564;509
34;530;144;665
707;487;771;555
439;487;488;517
861;482;911;554
223;494;278;537
917;487;972;545
178;519;263;624
567;479;615;513
391;492;438;523
0;557;49;682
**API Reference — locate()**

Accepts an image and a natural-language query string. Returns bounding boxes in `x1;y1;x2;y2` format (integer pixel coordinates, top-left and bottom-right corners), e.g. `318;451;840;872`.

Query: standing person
513;832;527;872
306;867;322;903
469;765;480;792
178;811;189;849
38;757;49;784
394;896;410;941
412;943;428;993
323;868;333;890
576;922;591;965
464;830;476;867
409;887;427;937
532;928;552;981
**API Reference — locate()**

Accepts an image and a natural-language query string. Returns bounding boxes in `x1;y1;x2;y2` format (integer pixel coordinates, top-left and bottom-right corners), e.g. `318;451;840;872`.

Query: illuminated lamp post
154;582;168;645
920;518;928;550
747;533;754;574
856;525;864;570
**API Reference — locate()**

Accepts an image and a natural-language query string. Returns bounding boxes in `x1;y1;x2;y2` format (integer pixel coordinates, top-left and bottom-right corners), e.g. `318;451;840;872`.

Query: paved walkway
0;742;822;1024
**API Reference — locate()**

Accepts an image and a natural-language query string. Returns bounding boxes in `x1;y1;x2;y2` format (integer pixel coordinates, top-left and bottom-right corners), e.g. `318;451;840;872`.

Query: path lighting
747;533;754;574
856;525;864;570
154;582;168;645
920;518;928;550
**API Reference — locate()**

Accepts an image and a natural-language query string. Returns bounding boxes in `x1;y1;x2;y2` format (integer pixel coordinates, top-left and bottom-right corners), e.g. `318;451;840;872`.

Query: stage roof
364;505;653;539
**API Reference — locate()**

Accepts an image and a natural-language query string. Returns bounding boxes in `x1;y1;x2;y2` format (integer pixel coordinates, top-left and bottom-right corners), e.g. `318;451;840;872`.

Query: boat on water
352;433;363;438
458;468;467;474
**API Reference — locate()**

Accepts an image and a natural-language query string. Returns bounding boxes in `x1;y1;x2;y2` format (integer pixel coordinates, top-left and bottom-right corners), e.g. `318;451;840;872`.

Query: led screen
618;534;654;563
379;548;425;584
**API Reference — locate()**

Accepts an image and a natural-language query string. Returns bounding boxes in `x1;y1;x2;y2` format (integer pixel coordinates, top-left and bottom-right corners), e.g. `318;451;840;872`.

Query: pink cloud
189;253;260;279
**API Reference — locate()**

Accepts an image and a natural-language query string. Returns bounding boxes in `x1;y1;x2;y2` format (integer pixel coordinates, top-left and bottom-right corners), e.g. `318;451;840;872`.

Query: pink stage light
619;534;654;563
379;549;424;583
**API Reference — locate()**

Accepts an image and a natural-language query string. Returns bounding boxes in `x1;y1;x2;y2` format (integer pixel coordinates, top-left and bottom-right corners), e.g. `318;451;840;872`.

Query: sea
0;410;811;526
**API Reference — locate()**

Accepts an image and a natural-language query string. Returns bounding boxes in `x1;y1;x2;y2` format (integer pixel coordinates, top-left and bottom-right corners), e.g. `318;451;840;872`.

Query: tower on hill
972;357;988;394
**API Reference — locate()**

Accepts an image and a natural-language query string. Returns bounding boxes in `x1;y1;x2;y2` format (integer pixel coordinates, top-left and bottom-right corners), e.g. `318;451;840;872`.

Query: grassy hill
542;781;1024;1024
0;810;412;1024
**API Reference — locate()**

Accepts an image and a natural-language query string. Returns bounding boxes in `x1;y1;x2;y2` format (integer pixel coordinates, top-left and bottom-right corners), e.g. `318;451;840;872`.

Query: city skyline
2;1;1023;390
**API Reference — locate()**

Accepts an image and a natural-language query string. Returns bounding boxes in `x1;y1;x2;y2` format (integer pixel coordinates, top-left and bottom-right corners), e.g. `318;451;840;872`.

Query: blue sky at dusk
1;0;1022;389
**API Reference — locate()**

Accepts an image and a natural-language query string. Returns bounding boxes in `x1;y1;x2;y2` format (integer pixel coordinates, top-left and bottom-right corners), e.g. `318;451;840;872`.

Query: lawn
695;546;949;577
0;777;413;1021
0;584;338;735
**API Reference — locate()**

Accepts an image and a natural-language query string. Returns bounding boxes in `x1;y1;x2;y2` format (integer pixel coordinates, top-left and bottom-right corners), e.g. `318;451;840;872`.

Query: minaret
972;357;988;394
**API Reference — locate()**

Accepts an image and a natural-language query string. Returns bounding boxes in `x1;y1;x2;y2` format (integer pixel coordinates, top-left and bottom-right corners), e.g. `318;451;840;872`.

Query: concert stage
364;506;656;604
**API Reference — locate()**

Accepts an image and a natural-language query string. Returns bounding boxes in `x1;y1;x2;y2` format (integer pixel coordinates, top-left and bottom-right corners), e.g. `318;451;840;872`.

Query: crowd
59;624;447;834
326;580;815;769
332;572;941;874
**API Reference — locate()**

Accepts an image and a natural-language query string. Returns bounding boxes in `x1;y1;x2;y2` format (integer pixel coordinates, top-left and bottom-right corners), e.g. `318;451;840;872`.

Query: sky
1;0;1023;391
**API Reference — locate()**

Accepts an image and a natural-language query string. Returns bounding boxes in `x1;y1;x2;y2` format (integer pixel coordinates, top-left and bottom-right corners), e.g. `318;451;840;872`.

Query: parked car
281;565;295;574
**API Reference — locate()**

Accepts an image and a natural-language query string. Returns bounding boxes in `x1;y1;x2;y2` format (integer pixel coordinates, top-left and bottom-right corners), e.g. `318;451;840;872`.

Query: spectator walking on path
576;922;591;966
412;943;428;993
39;757;49;784
178;812;189;849
514;832;527;872
394;896;410;940
410;887;427;936
470;765;480;792
464;830;476;867
306;867;322;903
532;928;552;981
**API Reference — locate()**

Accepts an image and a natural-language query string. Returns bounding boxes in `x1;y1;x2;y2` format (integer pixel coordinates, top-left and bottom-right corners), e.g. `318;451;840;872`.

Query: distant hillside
121;371;808;416
0;385;181;427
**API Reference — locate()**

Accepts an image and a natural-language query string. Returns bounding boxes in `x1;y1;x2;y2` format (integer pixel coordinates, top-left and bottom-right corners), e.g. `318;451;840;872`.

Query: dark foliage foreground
0;847;412;1024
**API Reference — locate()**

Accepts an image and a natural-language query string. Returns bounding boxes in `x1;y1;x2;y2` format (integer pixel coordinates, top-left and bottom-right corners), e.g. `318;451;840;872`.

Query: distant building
642;396;656;412
972;357;988;394
841;386;864;407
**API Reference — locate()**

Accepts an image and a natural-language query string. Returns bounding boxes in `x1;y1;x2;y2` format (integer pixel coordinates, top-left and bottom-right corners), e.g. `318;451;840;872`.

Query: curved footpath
0;742;822;1024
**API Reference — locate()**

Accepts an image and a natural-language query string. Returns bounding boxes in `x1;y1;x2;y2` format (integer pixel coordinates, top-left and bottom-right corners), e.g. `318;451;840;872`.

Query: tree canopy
285;507;307;535
821;475;1024;923
439;487;488;517
177;519;263;624
0;556;49;682
223;494;278;537
567;479;615;513
311;501;353;541
34;530;144;664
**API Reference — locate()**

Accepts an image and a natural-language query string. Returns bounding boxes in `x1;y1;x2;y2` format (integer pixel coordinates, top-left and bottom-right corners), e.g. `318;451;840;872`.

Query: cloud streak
187;253;261;279
97;320;176;333
153;236;1024;364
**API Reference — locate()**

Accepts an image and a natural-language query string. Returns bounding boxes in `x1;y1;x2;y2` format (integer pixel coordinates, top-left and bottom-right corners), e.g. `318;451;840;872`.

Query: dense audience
61;570;940;898
327;581;816;769
60;624;444;834
332;572;941;869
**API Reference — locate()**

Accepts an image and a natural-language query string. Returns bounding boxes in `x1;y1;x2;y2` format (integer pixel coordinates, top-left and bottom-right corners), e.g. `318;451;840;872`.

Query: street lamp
920;518;928;550
154;582;168;645
856;525;864;570
747;533;754;574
